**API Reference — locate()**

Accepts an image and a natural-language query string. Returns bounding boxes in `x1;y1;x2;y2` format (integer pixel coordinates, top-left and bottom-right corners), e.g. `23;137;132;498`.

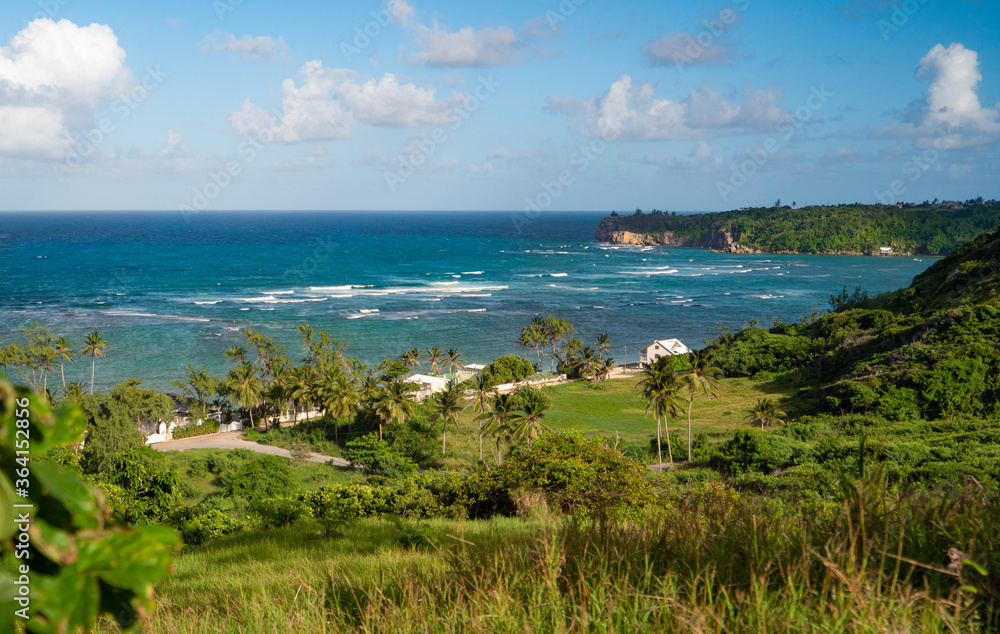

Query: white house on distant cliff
640;339;690;365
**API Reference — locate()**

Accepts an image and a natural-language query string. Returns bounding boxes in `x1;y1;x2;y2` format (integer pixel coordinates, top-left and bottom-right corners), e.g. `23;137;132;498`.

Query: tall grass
100;473;998;633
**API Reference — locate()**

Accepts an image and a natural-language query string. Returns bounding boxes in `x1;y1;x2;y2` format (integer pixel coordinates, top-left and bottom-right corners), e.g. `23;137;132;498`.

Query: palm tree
373;380;414;439
225;363;264;429
599;356;616;382
679;350;723;463
510;389;551;449
577;345;601;385
745;398;787;431
638;357;685;470
541;316;575;372
444;348;465;375
400;347;422;372
325;374;359;443
291;365;317;426
77;332;108;395
425;346;444;374
431;382;467;455
468;374;494;461
597;333;612;357
478;392;518;465
62;382;85;401
54;336;74;390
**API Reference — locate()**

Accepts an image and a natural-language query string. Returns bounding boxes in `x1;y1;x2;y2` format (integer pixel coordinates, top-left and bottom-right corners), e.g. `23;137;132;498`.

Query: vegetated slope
707;227;1000;424
595;202;1000;255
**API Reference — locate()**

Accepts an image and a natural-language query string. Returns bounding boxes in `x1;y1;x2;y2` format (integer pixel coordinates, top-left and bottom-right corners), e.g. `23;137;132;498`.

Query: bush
219;452;295;502
343;433;417;479
168;506;245;545
251;497;310;529
172;420;220;439
95;448;182;524
465;433;655;518
298;483;396;536
709;430;798;476
481;355;535;385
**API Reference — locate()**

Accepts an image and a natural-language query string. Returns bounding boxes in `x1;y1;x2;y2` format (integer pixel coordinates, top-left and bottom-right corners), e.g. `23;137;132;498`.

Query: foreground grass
97;480;997;633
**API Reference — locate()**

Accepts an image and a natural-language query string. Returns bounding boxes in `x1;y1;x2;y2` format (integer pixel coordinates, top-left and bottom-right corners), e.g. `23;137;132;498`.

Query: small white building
640;339;690;365
461;363;487;375
879;246;893;254
406;373;452;400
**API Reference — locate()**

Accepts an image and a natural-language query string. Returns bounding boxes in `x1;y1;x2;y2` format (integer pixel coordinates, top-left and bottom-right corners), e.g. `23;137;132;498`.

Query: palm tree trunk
496;437;502;466
479;429;483;462
61;363;66;389
442;427;446;455
687;395;694;463
90;355;96;394
248;408;255;429
655;413;663;471
664;418;674;468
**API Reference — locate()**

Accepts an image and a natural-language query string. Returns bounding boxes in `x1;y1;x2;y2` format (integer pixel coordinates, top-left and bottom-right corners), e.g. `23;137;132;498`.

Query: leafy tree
373;380;415;439
478;392;518;466
680;350;723;462
323;372;359;442
468;374;494;461
638;357;684;469
745;398;787;431
425;346;444;374
171;363;219;423
219;452;294;502
80;380;174;473
96;448;182;524
430;382;466;455
481;355;535;385
54;336;74;391
0;380;179;631
224;363;264;428
77;331;108;395
342;433;417;478
510;386;552;448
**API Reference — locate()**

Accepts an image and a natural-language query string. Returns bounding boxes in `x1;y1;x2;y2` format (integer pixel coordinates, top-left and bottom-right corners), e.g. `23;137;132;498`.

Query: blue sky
1;0;997;211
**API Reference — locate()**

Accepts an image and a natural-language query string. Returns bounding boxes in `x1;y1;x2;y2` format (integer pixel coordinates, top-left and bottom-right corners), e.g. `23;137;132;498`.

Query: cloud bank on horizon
0;0;997;211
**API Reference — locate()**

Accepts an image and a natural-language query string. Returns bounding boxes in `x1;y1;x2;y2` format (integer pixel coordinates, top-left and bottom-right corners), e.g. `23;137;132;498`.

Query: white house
461;363;487;376
640;339;690;365
406;373;452;400
879;246;893;254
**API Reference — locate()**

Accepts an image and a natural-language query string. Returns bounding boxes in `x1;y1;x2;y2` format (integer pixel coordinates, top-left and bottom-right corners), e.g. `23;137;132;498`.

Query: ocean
0;211;933;392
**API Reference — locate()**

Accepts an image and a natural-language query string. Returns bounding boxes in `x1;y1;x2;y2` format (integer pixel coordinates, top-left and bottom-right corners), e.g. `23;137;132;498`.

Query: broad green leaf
31;461;102;530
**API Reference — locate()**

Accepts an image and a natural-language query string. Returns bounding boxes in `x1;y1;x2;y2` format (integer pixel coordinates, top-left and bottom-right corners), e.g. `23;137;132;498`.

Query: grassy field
157;448;364;504
438;375;794;467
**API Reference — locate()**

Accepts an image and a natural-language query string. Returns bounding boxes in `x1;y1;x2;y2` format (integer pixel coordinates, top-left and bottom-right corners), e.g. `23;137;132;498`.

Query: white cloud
522;16;564;40
0;18;133;158
228;61;469;141
874;43;999;149
387;0;415;25
199;32;289;62
548;75;788;141
413;23;521;67
337;73;467;127
645;33;732;67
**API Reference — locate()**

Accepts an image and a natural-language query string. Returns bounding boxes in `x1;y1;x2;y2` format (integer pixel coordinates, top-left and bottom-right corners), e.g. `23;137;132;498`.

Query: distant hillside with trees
595;199;1000;255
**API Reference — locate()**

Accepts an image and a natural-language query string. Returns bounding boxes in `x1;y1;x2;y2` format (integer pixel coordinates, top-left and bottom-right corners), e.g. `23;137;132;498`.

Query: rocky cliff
594;217;759;254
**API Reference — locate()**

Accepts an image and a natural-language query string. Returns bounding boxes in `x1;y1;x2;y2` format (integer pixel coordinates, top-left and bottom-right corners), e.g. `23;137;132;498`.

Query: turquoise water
0;211;933;392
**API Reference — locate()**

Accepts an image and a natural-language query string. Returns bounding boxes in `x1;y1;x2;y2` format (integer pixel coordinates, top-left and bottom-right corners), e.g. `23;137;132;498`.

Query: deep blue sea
0;211;933;392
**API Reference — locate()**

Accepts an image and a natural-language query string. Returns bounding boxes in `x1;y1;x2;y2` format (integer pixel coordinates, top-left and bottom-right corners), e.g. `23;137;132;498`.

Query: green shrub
709;430;798;475
172;420;220;439
94;447;182;524
481;355;535;385
251;496;310;529
343;433;417;479
465;433;654;518
168;506;245;545
220;453;294;502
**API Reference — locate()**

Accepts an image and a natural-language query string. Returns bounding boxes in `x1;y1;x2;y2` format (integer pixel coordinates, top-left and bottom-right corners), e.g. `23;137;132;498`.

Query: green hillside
597;201;1000;255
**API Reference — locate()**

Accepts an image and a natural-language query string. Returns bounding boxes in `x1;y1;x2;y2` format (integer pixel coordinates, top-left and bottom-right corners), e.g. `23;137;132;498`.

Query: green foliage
94;448;182;524
171;420;220;439
599;202;1000;255
481;354;535;385
343;433;417;479
709;429;801;475
0;381;179;631
297;483;396;536
218;452;295;502
250;497;310;529
465;433;654;518
167;506;245;545
78;379;175;473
